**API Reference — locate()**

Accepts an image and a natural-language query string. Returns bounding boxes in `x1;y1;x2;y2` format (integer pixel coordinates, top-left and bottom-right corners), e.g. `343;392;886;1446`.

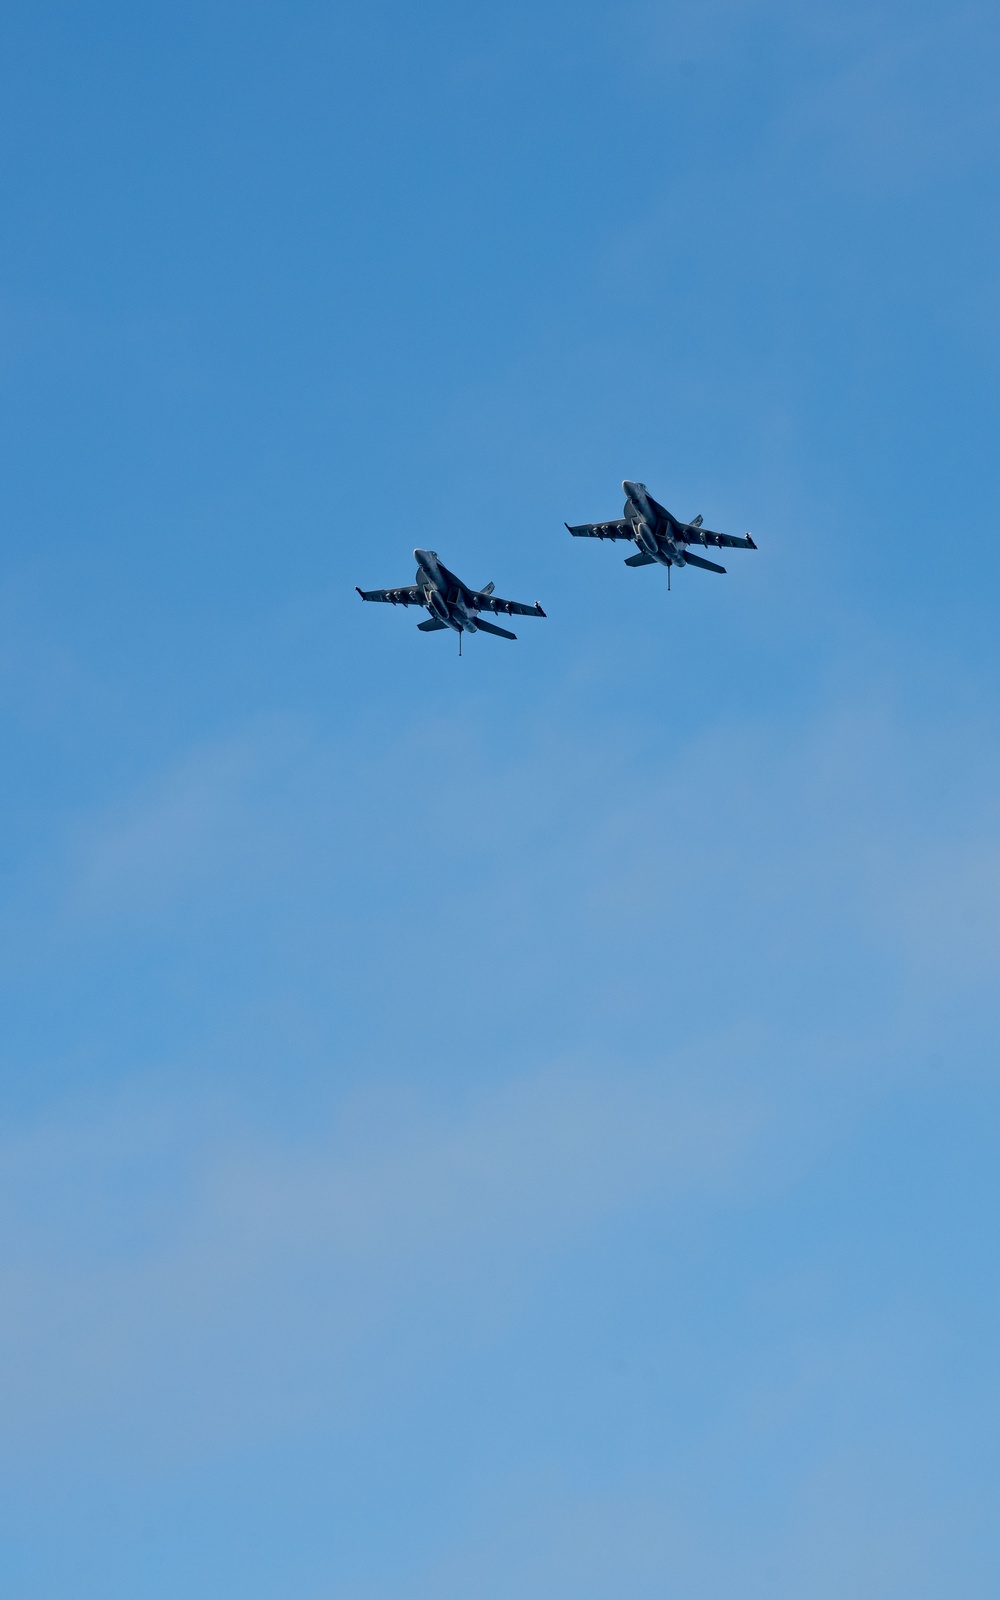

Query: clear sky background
1;1;999;1595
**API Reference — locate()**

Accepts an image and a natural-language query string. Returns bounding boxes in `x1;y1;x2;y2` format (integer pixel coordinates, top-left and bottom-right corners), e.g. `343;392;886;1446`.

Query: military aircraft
567;480;756;586
357;548;546;651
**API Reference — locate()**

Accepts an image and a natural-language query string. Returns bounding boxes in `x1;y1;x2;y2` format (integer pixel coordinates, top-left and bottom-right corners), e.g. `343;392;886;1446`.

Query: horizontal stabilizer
624;551;656;567
417;618;447;631
474;617;517;640
682;550;726;574
481;581;495;594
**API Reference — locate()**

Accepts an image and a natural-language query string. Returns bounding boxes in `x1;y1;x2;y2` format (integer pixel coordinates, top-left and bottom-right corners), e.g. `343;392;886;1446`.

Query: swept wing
356;585;425;606
470;590;546;618
565;520;633;541
680;527;757;550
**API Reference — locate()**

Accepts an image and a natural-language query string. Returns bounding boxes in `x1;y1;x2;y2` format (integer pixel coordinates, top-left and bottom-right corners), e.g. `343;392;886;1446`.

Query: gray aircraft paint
567;480;757;576
357;549;546;645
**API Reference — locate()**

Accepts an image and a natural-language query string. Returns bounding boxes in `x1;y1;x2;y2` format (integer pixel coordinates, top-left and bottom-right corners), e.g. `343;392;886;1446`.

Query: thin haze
0;1;999;1596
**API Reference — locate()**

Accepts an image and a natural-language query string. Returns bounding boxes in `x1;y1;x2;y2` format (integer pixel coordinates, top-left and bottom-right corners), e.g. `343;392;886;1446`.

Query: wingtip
355;586;365;598
747;533;757;550
535;604;547;617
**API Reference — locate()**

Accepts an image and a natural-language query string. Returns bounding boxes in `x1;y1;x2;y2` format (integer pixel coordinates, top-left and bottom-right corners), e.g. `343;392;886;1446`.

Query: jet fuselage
622;481;687;567
414;548;482;633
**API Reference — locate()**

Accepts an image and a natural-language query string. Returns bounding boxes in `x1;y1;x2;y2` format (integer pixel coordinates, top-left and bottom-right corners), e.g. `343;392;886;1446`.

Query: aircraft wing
472;592;546;618
356;585;426;606
565;520;634;541
681;529;757;550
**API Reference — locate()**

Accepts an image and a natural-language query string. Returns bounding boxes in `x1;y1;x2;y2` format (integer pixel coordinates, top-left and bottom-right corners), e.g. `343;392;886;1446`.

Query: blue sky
1;0;999;1594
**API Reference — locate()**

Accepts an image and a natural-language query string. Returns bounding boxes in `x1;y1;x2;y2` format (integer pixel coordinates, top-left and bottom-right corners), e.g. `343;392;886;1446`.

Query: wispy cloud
2;672;999;1474
0;1053;762;1461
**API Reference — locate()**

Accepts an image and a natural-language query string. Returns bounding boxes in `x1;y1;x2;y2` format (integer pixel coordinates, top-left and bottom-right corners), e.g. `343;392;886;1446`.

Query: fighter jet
567;480;756;585
356;548;546;650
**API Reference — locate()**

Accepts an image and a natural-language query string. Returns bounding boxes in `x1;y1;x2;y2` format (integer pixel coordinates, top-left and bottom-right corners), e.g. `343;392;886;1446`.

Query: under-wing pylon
357;548;546;652
567;480;756;584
